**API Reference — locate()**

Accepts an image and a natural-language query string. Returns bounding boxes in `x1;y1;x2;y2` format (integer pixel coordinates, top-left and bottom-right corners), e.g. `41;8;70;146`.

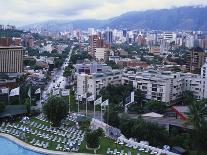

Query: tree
63;66;72;77
186;100;207;154
85;129;103;148
106;60;120;69
0;102;5;113
187;100;207;129
43;96;69;127
103;111;120;128
144;100;167;113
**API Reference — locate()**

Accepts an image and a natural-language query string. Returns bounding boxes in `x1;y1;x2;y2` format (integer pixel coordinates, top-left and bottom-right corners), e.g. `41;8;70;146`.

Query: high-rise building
0;37;13;46
104;31;113;44
123;29;127;38
186;47;206;74
0;46;24;73
89;35;109;58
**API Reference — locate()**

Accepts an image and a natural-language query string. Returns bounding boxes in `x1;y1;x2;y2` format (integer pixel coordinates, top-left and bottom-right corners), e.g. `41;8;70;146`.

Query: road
36;46;73;108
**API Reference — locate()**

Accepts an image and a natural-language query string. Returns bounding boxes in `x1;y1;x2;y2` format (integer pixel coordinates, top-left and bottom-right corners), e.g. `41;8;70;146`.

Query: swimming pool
0;137;45;155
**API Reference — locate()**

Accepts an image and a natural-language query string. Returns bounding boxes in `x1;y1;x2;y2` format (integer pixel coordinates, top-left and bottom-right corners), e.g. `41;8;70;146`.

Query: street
36;46;73;108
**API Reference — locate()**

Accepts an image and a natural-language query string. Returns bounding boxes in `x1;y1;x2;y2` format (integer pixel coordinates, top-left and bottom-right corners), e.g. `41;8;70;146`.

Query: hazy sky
1;0;207;25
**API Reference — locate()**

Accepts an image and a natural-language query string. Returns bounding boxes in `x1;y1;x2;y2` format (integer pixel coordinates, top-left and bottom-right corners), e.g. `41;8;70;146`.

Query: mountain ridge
21;6;207;31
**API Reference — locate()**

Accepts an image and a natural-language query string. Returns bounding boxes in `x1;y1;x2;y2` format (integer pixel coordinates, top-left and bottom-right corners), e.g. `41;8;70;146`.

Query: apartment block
76;70;122;98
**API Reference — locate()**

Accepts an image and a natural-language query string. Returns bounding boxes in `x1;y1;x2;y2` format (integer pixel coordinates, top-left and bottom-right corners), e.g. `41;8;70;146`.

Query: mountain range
22;6;207;31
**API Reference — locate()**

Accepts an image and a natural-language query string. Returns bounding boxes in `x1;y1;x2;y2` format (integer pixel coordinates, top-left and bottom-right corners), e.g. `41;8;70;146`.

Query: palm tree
187;100;207;129
187;100;207;155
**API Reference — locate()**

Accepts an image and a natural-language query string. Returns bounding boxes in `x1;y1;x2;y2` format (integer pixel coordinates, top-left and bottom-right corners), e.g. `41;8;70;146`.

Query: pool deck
0;133;94;155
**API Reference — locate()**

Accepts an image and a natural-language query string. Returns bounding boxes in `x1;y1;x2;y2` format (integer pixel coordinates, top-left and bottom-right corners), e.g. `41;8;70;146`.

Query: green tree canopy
187;100;207;129
103;111;120;128
43;96;69;127
85;129;104;148
143;100;167;113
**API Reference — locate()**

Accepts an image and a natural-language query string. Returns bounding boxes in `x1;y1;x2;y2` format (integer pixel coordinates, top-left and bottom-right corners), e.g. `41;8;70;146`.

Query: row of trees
100;84;166;113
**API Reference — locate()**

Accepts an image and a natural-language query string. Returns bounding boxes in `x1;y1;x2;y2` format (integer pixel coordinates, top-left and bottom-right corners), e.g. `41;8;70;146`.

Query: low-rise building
77;70;122;98
74;61;111;74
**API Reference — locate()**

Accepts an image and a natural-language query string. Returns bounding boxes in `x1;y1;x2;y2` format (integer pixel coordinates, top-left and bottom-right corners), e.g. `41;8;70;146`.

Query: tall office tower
0;37;13;46
0;46;24;73
123;29;127;37
104;30;113;44
186;47;206;74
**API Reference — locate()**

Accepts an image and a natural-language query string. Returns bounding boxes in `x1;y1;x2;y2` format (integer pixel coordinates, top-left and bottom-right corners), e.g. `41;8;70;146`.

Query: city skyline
1;0;207;26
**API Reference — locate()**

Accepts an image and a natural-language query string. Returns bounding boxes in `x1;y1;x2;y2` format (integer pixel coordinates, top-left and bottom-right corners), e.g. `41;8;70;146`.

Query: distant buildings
0;46;23;73
95;48;110;61
89;34;109;59
186;47;206;74
116;58;148;68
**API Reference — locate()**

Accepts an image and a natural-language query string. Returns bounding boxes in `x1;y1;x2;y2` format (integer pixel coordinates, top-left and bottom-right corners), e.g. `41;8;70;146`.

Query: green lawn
79;137;149;155
1;116;150;155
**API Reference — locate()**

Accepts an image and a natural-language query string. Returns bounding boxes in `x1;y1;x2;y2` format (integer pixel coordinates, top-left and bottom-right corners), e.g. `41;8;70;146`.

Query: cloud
0;0;207;25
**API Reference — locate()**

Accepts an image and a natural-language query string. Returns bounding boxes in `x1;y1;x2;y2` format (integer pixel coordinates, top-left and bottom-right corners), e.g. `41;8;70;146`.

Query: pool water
0;137;45;155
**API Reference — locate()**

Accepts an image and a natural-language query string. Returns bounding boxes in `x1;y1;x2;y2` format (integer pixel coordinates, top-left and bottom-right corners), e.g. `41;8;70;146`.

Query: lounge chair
56;144;60;150
30;138;36;144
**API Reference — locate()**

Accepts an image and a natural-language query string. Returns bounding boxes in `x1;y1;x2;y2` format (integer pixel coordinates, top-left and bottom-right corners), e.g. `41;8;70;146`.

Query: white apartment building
122;60;207;103
76;70;122;98
122;70;183;103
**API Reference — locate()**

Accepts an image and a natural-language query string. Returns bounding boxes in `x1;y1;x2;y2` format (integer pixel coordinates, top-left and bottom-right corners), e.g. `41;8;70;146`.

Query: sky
1;0;207;25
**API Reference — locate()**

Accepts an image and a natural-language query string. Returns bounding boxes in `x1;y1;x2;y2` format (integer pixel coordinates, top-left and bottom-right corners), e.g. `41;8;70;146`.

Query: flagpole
19;85;21;104
8;88;10;105
94;100;95;118
86;98;87;116
68;89;70;113
77;95;80;114
107;105;109;124
101;105;102;122
30;87;32;108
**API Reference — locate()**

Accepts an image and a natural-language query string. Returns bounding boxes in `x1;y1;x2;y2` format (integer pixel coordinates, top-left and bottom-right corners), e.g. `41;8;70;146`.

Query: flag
28;88;31;98
0;88;9;94
35;88;41;94
82;93;87;98
125;91;134;104
53;89;59;96
9;87;20;96
101;99;109;107
87;95;95;101
61;89;70;96
76;95;82;101
94;97;102;105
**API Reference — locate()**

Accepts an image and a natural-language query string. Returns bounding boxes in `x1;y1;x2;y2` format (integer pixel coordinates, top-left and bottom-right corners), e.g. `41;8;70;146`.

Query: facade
95;48;110;61
74;61;111;74
76;70;122;98
122;70;183;103
122;60;207;102
0;46;24;73
117;59;148;68
186;47;206;74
